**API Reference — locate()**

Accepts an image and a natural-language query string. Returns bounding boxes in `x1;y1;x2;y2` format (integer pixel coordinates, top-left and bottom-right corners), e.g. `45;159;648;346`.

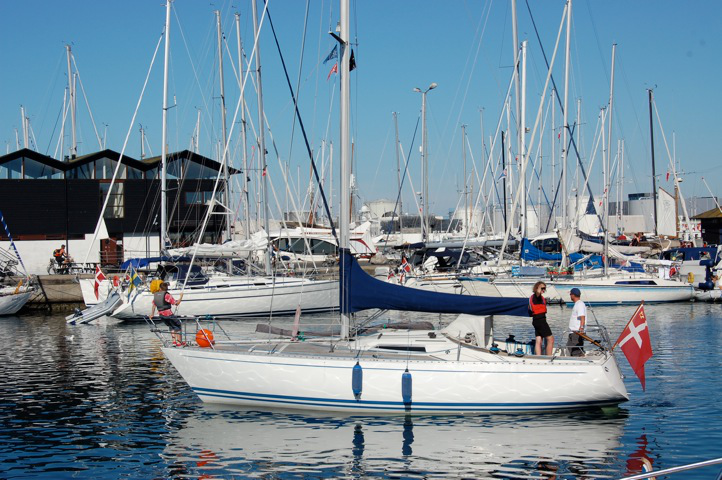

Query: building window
100;183;124;218
68;161;94;179
0;158;22;179
96;157;126;180
185;191;217;205
23;158;63;179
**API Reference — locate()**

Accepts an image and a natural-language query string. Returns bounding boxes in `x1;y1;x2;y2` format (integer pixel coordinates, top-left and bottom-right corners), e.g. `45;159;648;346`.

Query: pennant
327;62;338;80
350;49;356;71
94;265;106;299
614;303;653;390
666;171;670;182
323;44;338;64
496;168;507;182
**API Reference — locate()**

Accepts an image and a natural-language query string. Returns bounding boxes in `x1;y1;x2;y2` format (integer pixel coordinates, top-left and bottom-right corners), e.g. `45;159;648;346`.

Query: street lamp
413;82;437;243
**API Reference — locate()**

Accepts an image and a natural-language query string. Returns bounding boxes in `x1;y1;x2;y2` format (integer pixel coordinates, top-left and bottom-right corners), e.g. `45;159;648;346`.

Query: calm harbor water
1;303;721;479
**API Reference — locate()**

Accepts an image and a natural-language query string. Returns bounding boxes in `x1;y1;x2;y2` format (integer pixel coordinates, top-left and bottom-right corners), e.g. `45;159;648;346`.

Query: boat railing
559;324;613;357
618;457;722;480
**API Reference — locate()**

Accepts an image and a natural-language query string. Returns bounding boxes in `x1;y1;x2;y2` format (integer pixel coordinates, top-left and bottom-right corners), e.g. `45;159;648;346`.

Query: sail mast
339;0;351;338
236;13;251;242
604;44;616;276
251;0;272;274
561;0;572;228
160;0;172;249
648;88;658;236
215;10;232;242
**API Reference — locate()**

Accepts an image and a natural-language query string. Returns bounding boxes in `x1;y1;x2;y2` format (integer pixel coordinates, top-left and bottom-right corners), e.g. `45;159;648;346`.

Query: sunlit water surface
1;302;721;479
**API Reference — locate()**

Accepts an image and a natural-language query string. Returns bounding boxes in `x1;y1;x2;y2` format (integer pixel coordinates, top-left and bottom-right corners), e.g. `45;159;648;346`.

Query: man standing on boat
529;281;554;355
567;288;586;356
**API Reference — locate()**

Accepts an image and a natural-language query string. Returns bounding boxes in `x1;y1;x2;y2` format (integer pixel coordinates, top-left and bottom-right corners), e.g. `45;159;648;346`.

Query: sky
1;0;721;219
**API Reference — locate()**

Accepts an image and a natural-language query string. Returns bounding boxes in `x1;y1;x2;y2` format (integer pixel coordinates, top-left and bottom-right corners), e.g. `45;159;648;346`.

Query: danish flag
94;265;106;300
614;303;653;390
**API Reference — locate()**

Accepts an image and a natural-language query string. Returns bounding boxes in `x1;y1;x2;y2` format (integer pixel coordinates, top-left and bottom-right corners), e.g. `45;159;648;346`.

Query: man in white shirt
567;288;586;356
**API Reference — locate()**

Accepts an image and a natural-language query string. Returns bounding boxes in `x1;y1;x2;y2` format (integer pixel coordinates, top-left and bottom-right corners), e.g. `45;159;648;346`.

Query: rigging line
369;122;393;190
285;0;311;176
46;94;65;157
71;55;103;149
37;50;65;145
263;2;338;246
381;117;421;247
81;31;165;265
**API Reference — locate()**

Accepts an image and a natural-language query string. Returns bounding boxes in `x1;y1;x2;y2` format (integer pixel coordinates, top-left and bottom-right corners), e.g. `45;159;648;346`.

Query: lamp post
413;82;437;243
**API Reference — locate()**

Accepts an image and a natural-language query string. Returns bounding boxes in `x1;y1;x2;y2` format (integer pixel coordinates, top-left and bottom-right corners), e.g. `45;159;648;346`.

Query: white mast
520;40;527;239
251;0;271;274
194;109;201;153
604;44;616;276
340;0;351;338
236;12;251;242
160;0;172;249
215;10;232;242
561;0;572;227
20;106;28;148
59;88;67;160
66;45;77;158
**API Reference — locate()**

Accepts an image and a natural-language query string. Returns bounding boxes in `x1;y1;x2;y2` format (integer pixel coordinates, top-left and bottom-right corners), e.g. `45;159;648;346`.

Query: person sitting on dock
529;281;554;356
566;288;586;356
53;244;67;266
151;281;184;346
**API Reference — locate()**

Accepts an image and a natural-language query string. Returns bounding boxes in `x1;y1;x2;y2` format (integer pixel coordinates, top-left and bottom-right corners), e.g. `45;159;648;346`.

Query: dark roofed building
0;148;238;270
693;207;722;246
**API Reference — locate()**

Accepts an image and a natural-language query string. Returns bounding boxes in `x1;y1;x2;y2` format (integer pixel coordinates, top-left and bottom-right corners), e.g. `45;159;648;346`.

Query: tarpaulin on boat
340;249;528;316
520;238;602;270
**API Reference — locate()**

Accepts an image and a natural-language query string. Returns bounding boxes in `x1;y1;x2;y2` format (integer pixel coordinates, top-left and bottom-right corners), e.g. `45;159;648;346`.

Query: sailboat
157;0;628;414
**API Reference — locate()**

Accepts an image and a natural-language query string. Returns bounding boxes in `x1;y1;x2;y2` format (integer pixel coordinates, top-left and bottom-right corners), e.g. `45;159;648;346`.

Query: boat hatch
375;345;427;352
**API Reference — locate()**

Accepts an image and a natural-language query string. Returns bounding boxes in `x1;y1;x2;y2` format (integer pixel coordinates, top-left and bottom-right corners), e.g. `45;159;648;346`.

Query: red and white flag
94;266;106;299
327;62;338;80
614;303;653;390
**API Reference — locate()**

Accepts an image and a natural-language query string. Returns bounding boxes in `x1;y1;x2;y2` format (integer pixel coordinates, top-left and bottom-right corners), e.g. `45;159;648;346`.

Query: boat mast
462;124;468;233
648;88;658;236
393;112;403;235
561;0;572;228
215;10;232;242
236;13;251;242
604;44;616;276
65;45;77;159
160;0;172;249
520;40;527;240
339;0;351;338
251;0;272;274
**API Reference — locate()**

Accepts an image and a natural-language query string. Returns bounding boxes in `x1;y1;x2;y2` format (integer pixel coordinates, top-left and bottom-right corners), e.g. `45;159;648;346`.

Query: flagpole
611;300;645;351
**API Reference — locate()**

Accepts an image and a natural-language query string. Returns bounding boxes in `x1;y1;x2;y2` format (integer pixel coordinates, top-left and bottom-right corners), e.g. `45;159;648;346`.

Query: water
1;303;721;479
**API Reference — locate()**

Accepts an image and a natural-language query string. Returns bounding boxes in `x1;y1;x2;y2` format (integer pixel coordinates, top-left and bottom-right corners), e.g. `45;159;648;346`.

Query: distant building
0;148;236;273
693;207;722;245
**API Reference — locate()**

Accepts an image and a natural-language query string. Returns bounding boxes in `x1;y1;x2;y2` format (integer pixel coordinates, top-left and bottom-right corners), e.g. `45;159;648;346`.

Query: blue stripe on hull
192;387;622;412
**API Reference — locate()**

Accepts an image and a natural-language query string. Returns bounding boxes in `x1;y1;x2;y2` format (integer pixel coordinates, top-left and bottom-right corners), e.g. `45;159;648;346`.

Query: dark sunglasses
540;287;546;291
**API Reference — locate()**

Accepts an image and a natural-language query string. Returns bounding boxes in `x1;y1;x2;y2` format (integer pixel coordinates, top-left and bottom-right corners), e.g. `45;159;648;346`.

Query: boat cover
340;249;528;316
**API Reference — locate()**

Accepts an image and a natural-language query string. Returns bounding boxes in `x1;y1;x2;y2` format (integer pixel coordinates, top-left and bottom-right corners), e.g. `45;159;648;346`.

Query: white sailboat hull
111;277;338;319
0;291;33;315
161;327;628;413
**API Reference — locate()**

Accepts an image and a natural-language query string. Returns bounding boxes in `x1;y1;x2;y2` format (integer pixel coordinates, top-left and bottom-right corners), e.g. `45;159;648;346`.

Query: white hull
112;277;338;319
161;318;628;414
0;291;33;315
461;275;694;305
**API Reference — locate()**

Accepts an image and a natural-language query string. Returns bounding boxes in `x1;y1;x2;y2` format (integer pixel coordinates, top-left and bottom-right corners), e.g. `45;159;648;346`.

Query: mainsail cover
340;249;528;317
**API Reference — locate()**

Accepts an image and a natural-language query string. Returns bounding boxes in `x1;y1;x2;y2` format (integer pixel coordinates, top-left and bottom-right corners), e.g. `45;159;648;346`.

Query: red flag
666;171;670;181
327;62;338;80
94;265;106;299
614;304;653;390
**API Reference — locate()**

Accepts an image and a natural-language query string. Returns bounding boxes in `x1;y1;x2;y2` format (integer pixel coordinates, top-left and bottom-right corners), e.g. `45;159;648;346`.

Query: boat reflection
165;407;628;478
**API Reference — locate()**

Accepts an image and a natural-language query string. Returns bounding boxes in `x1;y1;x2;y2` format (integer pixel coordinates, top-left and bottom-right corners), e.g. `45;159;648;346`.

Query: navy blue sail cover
340;249;528;317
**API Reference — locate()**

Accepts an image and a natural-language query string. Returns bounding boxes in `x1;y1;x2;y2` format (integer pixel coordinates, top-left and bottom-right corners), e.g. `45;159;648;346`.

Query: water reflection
165;408;627;478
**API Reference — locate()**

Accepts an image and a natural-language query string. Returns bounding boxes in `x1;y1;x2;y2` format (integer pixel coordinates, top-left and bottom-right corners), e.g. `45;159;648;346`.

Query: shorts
161;315;182;332
532;317;552;338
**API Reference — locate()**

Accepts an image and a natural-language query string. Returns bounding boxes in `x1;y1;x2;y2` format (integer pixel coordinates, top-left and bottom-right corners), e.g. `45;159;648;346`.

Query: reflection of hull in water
165;409;625;478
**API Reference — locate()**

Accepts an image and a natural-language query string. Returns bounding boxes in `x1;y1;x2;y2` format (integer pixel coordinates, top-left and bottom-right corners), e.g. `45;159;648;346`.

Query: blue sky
2;0;721;217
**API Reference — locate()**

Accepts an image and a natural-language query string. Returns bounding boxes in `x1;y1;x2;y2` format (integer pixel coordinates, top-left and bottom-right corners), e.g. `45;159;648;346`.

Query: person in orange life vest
529;281;554;355
151;281;184;346
53;244;67;265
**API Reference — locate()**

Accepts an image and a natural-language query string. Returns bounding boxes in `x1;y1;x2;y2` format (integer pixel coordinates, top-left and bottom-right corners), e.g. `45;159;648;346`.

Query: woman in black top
529;281;554;355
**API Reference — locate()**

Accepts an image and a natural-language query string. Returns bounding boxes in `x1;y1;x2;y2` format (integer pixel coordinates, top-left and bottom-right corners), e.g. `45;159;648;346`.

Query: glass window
145;167;158;180
0;158;22;179
23;158;63;179
185;191;218;205
96;157;126;180
184;160;220;179
127;166;144;179
311;239;336;255
166;159;181;180
68;161;93;179
100;183;124;219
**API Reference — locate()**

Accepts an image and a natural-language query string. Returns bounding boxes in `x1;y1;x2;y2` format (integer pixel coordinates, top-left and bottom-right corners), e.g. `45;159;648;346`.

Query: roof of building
693;206;722;219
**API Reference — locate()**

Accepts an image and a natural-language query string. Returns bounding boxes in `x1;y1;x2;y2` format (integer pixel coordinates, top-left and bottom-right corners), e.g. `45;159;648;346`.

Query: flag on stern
613;303;653;390
323;44;338;64
94;266;106;299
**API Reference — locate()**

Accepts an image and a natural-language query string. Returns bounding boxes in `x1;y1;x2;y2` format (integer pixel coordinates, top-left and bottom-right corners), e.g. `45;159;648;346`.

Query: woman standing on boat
529;281;554;355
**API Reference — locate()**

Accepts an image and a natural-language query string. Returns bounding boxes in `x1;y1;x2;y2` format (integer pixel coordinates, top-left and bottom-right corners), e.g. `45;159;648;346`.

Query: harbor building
0;148;236;274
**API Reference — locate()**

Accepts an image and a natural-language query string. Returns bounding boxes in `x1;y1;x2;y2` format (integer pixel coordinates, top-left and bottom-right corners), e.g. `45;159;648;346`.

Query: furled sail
340;249;528;316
